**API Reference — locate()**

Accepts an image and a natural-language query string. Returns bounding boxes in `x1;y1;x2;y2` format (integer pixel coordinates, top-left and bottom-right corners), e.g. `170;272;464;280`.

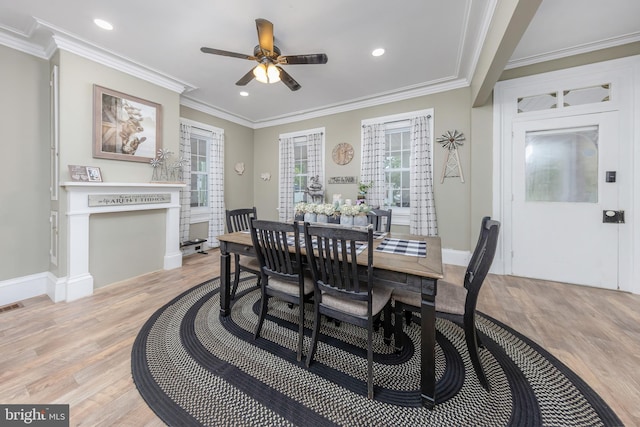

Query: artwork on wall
69;165;103;182
93;85;162;163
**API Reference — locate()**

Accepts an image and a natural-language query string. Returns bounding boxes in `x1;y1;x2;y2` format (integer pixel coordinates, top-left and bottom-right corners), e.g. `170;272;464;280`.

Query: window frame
279;127;325;213
181;119;223;224
361;109;434;226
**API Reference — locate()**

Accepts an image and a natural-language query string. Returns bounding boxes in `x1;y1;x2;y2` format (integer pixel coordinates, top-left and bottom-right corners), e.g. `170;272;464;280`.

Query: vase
328;215;340;224
304;213;317;223
294;213;304;221
340;215;354;227
353;215;368;227
316;214;328;223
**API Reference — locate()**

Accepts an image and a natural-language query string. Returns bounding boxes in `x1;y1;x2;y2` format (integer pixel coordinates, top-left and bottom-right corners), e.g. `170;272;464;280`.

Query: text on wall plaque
88;193;171;207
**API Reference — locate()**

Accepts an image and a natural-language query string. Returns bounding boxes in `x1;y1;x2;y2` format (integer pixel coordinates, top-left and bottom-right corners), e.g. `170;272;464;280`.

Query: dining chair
367;208;392;233
226;207;260;299
303;222;392;399
392;216;500;391
250;219;313;362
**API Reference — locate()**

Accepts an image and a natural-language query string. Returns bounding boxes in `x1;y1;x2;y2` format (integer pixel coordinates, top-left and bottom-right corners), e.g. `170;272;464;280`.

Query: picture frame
93;85;162;163
69;165;103;182
86;166;103;182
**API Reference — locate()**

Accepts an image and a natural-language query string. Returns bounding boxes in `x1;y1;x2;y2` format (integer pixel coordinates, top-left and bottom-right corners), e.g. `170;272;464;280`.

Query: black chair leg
367;322;374;399
254;293;268;339
297;301;304;362
382;303;392;346
231;254;241;299
464;320;490;391
394;302;405;352
305;303;322;368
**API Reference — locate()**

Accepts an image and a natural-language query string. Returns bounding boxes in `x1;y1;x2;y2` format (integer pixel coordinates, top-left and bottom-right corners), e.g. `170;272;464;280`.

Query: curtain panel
278;136;295;222
360;123;386;208
179;123;192;244
208;131;225;248
409;115;438;236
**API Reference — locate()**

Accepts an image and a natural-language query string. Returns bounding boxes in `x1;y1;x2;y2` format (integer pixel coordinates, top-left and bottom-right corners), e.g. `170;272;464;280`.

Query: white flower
295;202;307;214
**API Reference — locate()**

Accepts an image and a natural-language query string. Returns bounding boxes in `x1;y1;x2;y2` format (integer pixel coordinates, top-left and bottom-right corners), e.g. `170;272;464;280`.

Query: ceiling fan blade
255;18;274;55
235;68;255;86
201;47;255;60
277;66;301;91
279;53;328;65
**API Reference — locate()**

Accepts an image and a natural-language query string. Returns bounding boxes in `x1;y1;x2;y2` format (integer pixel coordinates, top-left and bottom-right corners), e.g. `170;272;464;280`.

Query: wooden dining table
217;229;444;408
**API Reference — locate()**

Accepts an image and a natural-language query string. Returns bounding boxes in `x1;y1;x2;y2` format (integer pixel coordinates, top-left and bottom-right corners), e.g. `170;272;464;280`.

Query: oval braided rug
131;275;622;426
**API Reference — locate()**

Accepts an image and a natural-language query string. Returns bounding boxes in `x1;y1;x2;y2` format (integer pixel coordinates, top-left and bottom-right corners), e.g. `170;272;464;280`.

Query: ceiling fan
200;18;328;91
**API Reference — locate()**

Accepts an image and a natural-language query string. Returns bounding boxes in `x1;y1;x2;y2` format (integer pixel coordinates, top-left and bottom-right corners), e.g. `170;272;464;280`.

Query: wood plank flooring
1;251;638;426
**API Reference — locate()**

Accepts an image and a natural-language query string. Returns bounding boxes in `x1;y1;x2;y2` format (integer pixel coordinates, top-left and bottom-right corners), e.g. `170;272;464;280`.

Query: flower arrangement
317;203;337;216
340;203;372;216
358;181;373;195
295;202;309;214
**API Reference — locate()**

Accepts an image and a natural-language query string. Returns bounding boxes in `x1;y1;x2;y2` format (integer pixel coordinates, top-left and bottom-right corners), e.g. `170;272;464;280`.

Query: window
293;139;309;204
179;119;225;247
278;128;324;222
190;128;212;220
384;124;411;208
361;109;436;235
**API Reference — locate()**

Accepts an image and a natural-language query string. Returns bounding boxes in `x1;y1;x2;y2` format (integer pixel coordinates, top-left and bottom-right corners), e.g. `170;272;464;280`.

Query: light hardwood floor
1;252;638;426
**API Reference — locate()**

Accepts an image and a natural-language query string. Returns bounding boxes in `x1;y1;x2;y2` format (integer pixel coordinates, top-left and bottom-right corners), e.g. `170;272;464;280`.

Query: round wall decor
332;142;354;165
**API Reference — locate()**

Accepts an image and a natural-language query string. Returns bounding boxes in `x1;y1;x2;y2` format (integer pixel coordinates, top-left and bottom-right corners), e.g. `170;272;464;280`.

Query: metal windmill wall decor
437;130;465;183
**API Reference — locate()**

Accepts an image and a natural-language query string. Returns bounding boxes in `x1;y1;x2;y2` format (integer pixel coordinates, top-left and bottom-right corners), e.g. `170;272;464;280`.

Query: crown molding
51;34;196;94
506;32;640;70
32;18;196;94
0;31;47;59
251;77;469;129
180;97;254;128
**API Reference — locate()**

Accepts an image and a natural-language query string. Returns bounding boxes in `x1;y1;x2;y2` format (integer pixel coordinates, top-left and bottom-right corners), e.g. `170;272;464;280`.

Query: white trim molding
61;182;185;302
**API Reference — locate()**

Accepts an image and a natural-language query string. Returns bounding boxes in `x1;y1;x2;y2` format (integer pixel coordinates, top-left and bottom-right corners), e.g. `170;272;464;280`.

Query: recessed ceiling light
372;48;385;57
94;19;113;31
239;91;249;97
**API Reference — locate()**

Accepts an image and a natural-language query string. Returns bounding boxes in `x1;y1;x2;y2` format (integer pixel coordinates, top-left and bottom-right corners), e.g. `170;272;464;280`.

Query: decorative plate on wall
332;142;354;165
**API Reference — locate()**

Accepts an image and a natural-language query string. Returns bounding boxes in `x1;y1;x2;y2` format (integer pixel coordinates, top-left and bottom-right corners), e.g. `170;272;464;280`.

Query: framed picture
93;85;162;163
86;166;103;182
69;165;103;182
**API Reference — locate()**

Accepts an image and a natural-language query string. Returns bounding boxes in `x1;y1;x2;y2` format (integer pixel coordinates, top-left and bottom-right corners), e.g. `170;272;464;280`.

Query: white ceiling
1;0;639;127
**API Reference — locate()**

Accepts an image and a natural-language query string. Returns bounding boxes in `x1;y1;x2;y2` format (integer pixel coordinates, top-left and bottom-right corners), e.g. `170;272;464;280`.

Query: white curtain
179;123;192;244
410;115;438;236
306;131;324;186
360;123;386;208
278;136;295;222
208;130;225;248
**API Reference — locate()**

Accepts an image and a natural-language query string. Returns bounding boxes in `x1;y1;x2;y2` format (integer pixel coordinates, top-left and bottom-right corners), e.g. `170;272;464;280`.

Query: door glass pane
525;126;598;203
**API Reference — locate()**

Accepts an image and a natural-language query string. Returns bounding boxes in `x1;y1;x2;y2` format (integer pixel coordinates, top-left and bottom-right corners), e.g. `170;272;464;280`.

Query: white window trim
361;109;434;226
182;119;224;224
277;127;326;214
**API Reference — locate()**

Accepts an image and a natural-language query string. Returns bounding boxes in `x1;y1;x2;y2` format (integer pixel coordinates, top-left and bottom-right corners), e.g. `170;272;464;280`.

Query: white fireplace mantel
60;182;185;302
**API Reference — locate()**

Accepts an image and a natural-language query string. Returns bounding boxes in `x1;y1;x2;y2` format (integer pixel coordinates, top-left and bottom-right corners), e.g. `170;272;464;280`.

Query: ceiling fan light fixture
253;63;281;84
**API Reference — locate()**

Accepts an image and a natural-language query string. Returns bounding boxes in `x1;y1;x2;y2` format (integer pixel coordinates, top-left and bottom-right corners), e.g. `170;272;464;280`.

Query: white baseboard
442;248;471;267
0;272;49;306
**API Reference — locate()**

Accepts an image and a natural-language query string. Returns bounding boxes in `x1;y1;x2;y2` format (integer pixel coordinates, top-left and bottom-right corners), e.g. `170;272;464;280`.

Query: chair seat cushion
321;285;392;318
268;273;314;296
238;255;260;272
393;280;466;316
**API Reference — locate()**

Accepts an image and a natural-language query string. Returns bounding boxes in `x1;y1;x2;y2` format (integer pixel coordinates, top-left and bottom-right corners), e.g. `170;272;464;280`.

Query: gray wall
253;87;474;251
3;40;639;289
56;50;181;285
0;45;50;281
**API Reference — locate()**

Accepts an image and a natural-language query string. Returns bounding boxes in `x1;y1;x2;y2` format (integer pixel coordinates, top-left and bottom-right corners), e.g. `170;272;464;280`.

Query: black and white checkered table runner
286;235;367;255
375;238;427;257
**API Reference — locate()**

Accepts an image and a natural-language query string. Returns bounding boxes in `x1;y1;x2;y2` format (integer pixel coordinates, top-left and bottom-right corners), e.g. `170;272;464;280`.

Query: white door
511;113;621;290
